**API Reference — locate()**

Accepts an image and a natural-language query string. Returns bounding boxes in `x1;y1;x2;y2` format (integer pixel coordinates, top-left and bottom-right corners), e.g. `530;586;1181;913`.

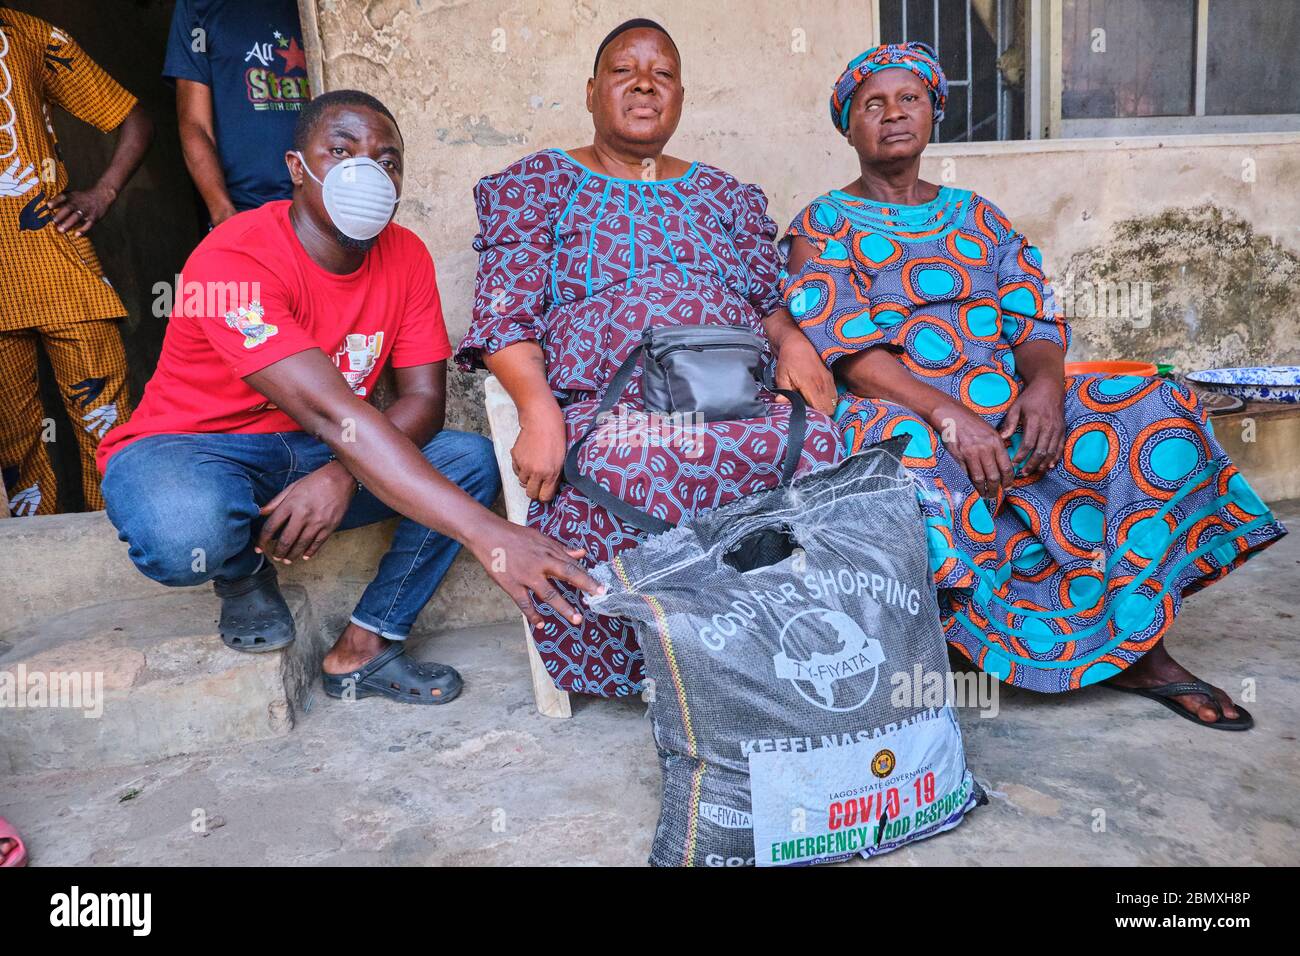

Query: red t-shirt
97;201;451;469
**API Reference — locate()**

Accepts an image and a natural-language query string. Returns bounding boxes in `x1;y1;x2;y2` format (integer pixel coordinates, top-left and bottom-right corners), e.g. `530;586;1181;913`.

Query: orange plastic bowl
1065;360;1158;377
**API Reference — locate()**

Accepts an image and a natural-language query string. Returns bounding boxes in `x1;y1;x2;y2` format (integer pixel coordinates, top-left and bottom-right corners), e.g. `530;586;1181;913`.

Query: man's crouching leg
101;435;296;653
322;429;501;705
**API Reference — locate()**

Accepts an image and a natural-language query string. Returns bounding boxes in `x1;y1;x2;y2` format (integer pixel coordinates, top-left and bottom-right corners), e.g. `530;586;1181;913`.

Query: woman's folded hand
773;332;839;415
999;377;1066;479
513;403;568;502
927;400;1015;502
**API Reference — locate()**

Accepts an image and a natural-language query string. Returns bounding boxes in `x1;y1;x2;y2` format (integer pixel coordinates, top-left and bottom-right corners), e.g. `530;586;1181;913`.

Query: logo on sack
773;608;885;713
698;802;752;829
871;748;896;778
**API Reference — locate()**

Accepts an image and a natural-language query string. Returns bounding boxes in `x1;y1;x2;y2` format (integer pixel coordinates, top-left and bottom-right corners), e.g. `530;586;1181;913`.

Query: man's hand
256;463;358;564
467;517;604;629
928;400;1014;501
512;404;567;502
209;202;238;227
773;332;838;415
47;183;116;236
999;377;1066;479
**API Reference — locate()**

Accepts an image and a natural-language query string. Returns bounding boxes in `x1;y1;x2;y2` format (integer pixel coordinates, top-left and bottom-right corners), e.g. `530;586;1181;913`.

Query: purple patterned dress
458;149;843;697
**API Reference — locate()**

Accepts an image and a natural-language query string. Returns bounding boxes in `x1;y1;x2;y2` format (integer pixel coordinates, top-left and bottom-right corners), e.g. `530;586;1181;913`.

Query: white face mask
295;152;399;242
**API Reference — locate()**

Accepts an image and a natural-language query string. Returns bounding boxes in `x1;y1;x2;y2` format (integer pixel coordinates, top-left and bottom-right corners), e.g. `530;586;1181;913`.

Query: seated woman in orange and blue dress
780;41;1286;730
457;20;842;697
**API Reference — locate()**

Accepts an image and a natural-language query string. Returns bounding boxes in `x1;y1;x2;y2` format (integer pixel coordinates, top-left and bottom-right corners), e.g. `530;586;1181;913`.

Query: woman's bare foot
1107;640;1243;725
0;837;19;865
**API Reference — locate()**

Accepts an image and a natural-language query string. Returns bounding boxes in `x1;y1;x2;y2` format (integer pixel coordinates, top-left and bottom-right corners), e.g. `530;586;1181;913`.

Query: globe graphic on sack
772;607;886;712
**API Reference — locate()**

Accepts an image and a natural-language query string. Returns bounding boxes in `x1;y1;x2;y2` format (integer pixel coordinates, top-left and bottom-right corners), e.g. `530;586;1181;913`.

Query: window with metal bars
877;0;1024;141
877;0;1300;140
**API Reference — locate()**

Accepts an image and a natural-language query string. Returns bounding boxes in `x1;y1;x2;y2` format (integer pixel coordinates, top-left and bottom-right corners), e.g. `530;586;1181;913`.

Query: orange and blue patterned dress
781;187;1286;692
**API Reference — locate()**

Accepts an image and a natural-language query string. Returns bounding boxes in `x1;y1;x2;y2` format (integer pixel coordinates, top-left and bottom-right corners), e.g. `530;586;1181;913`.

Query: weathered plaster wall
304;0;880;433
307;2;1300;387
302;2;1300;630
919;135;1300;373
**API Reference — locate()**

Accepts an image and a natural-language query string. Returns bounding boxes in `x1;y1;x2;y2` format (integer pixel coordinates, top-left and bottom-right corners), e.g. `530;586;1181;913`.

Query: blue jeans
102;429;500;640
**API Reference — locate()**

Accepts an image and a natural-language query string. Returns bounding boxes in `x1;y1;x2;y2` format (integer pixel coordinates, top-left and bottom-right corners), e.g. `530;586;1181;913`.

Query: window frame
1038;0;1300;138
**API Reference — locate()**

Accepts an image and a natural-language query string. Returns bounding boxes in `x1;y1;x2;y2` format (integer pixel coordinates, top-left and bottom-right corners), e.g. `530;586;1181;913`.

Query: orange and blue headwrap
830;41;947;135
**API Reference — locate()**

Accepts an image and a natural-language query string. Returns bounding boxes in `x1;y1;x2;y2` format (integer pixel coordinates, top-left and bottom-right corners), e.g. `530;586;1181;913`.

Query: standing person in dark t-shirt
164;0;310;224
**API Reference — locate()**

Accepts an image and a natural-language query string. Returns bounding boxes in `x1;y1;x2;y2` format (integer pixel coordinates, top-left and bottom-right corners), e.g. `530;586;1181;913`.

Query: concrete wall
294;0;1300;629
303;0;881;433
919;135;1300;374
304;1;1300;400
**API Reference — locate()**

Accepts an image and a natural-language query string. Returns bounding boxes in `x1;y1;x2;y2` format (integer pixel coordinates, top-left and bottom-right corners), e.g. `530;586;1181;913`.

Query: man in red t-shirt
98;90;598;704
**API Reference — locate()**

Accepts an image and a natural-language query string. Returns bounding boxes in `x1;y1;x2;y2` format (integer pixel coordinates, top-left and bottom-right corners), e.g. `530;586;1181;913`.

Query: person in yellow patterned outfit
0;5;151;515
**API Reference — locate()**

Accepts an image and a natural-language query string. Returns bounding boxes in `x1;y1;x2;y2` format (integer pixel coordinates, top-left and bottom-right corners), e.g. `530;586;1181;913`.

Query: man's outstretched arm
244;349;600;627
256;361;446;563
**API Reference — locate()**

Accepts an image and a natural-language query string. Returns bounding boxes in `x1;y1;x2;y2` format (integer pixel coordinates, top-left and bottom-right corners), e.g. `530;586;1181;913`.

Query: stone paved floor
4;501;1297;866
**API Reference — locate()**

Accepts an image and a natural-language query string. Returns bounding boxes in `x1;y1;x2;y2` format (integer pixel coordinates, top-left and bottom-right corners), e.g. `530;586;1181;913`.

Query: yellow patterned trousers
0;318;132;515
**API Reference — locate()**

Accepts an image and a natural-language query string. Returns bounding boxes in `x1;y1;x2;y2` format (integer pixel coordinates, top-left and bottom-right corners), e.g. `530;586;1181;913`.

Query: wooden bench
482;375;573;718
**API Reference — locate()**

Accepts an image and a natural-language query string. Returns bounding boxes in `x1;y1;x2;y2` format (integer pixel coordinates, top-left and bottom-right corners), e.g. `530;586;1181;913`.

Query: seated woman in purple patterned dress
456;19;843;697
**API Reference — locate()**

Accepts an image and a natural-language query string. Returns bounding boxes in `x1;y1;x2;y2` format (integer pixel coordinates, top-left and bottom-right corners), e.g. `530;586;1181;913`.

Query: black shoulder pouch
563;325;808;534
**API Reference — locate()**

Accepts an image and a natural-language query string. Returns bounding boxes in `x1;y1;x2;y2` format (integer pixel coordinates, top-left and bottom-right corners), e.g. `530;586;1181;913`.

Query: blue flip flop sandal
1107;679;1254;731
322;643;463;705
